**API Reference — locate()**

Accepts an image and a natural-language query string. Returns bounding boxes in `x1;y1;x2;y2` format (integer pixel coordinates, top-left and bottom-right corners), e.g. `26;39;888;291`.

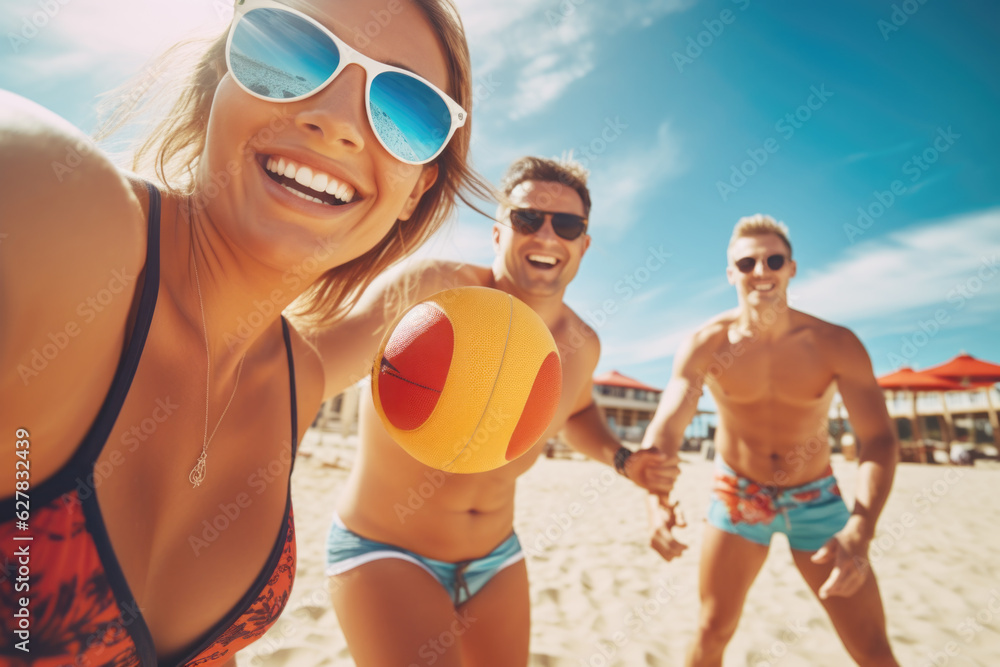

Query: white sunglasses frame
225;0;467;165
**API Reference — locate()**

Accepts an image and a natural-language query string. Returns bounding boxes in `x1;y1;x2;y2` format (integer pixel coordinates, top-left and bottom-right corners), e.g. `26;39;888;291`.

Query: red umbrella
877;367;965;392
924;352;1000;385
925;353;1000;447
877;368;965;450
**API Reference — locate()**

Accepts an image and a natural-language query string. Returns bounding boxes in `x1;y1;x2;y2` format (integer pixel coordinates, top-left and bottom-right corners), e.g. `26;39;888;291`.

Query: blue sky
3;0;998;401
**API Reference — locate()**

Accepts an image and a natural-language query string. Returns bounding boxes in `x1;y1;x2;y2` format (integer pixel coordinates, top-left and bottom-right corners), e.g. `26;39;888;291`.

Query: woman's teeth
754;283;774;291
266;156;356;204
282;187;326;205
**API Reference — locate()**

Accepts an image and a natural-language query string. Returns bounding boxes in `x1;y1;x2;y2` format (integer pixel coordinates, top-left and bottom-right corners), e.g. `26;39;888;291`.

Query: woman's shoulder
1;92;148;472
0;91;147;279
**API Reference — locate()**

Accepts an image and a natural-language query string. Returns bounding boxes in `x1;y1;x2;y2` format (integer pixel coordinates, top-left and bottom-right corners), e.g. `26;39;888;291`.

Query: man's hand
810;526;871;599
649;498;687;562
624;449;680;495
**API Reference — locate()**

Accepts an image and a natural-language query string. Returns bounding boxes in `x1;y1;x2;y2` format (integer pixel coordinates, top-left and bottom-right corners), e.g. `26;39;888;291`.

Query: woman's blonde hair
97;0;492;325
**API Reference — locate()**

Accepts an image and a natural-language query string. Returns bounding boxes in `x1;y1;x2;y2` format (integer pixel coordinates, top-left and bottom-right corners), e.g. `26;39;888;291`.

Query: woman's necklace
189;250;247;488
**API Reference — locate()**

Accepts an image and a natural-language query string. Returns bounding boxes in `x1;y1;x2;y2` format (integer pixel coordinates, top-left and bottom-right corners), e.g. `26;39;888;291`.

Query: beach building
874;354;1000;463
883;386;1000;460
591;370;717;447
592;370;662;442
312;383;361;436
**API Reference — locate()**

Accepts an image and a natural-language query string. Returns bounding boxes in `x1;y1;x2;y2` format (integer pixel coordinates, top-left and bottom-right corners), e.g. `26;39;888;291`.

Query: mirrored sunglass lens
231;9;340;99
735;258;756;273
767;255;785;270
370;72;451;162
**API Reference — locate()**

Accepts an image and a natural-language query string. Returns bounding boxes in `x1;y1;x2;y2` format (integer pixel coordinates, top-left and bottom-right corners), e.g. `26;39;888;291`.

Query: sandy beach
243;430;1000;667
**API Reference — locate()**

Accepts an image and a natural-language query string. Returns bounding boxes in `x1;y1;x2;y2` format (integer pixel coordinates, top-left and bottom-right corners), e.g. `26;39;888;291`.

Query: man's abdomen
712;394;836;488
335;395;528;562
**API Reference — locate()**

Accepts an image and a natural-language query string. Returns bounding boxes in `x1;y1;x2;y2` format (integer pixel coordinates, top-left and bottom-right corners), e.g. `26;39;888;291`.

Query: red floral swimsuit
1;184;298;666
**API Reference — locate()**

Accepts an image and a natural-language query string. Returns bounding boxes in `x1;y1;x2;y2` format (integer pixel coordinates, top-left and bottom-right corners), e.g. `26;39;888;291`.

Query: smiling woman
0;1;490;665
96;0;491;323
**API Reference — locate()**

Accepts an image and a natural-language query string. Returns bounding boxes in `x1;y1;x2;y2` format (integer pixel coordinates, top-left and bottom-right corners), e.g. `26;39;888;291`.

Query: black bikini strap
70;182;162;469
280;316;299;464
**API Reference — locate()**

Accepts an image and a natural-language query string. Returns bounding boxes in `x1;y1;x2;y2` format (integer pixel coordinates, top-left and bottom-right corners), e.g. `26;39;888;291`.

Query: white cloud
457;0;543;42
509;42;594;120
455;0;692;120
588;122;686;232
792;208;1000;324
610;0;697;24
2;0;228;81
494;13;596;121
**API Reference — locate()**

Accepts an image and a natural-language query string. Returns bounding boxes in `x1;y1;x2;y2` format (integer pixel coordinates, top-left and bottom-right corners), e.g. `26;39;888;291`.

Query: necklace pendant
189;452;208;488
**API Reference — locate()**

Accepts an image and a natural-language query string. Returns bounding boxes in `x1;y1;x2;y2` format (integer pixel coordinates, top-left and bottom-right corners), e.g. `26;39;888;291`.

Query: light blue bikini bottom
325;514;524;606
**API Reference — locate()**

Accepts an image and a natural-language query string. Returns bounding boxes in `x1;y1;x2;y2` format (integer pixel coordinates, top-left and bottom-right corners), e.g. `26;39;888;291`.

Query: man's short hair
728;214;793;260
499;156;592;218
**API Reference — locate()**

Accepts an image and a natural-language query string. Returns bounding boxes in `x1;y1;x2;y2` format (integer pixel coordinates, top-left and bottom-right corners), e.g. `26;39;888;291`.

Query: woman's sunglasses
509;209;588;241
225;0;467;165
734;254;787;273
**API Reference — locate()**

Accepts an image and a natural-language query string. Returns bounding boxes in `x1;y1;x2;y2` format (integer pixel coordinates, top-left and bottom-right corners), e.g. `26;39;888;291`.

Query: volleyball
371;287;562;473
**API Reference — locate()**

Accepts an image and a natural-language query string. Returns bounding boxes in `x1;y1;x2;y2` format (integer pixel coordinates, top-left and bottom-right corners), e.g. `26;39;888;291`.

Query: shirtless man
643;215;900;666
313;156;676;666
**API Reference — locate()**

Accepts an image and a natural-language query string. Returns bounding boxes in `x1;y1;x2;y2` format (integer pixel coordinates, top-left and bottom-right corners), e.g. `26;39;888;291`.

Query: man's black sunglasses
508;208;588;241
734;254;787;273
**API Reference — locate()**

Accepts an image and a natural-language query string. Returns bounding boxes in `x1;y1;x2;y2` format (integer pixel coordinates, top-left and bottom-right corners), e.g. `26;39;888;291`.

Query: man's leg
686;525;770;667
456;560;531;667
790;550;899;666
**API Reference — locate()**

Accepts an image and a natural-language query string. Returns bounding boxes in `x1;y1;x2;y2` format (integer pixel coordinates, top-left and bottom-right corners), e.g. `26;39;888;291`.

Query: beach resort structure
312;383;362;436
311;369;686;445
591;370;662;442
311;354;999;465
884;384;999;442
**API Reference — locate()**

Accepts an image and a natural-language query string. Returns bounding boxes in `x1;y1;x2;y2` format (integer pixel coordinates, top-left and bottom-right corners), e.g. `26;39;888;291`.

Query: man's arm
305;259;479;401
836;328;899;536
639;330;712;562
811;327;900;598
559;338;675;494
639;332;709;467
559;392;619;468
